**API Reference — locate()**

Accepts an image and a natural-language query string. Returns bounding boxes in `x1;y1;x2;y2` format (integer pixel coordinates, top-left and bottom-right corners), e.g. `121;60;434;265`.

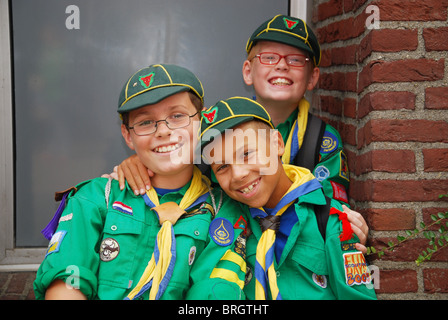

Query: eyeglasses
252;52;310;67
128;112;198;136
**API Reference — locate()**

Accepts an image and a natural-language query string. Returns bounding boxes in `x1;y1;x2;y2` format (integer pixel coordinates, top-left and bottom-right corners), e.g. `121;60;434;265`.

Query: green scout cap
199;96;274;150
246;14;321;66
118;64;204;114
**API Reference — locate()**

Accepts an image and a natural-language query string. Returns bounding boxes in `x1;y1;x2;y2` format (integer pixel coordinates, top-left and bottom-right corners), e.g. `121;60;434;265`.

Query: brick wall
311;0;448;299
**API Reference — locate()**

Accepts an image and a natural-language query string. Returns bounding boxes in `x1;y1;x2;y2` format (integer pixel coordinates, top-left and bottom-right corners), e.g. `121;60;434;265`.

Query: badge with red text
343;251;371;286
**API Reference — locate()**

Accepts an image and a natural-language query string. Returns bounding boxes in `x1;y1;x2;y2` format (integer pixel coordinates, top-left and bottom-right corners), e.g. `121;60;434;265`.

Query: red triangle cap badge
139;73;155;88
283;17;299;30
202;107;218;124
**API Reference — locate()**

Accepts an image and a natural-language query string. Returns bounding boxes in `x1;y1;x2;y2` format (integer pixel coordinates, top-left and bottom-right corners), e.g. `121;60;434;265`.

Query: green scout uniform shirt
34;177;246;300
244;187;377;300
187;193;250;300
277;108;350;205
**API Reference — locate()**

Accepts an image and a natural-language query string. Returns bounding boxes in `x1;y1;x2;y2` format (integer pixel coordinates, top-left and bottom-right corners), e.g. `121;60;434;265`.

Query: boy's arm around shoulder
324;199;377;300
34;177;112;300
186;188;249;300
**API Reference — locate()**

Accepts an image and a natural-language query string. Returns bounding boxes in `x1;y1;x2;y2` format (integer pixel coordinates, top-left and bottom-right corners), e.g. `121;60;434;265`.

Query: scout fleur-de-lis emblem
283;17;299;29
202;106;218;124
139;72;155;88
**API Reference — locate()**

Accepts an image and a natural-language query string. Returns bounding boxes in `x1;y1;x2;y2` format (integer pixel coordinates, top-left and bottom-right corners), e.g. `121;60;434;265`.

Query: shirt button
276;271;280;277
111;225;117;231
194;230;200;236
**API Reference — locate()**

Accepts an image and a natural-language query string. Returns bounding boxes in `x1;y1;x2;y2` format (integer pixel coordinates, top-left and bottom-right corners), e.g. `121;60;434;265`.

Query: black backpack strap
314;195;332;242
293;112;326;171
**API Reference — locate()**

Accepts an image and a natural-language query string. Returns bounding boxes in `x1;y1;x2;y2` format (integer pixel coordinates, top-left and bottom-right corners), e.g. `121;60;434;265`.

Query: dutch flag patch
112;201;133;215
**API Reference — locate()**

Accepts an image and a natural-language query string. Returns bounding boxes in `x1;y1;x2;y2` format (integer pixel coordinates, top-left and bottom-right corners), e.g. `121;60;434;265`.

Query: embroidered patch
209;217;234;246
315;165;330;182
343;251;371;286
331;181;348;203
235;234;247;260
202;107;218;124
59;213;73;223
312;273;327;288
189;246;197;265
320;131;339;154
100;238;120;262
139;72;155;88
234;215;247;232
112;201;133;215
339;151;349;181
283;17;299;30
245;265;253;285
46;230;67;257
341;242;357;251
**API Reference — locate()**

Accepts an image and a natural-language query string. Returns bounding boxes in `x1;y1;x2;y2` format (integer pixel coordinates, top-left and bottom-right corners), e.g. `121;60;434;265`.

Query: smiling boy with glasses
113;15;369;250
34;64;249;300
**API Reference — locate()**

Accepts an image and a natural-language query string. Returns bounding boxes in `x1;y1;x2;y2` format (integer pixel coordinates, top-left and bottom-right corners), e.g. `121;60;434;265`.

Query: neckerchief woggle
125;166;210;300
281;98;310;165
249;165;322;300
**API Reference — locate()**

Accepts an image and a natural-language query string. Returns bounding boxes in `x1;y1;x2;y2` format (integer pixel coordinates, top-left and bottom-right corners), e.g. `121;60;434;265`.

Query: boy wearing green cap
199;96;376;300
111;15;369;249
243;14;350;208
34;64;248;300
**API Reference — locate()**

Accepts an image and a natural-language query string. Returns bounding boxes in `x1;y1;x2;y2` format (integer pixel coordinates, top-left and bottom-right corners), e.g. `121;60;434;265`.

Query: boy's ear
306;67;320;91
242;60;254;86
121;124;136;151
271;129;285;157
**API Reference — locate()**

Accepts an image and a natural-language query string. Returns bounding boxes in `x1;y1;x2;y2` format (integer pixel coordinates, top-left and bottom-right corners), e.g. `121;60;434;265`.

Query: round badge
209;218;234;246
99;238;120;262
321;131;338;154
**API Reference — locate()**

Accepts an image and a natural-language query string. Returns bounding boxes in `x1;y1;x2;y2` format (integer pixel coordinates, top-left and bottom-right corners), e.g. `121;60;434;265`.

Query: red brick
364;208;416;231
374;0;448;21
359;29;418;62
358;91;415;119
317;12;367;44
358;119;448;148
355;150;415;175
370;237;448;262
339;122;357;147
316;0;343;22
426;87;448;110
343;98;357;119
318;95;343;116
350;179;448;202
374;269;418;294
359;59;445;92
423;27;448;51
423;149;448;172
424;268;448;293
322;45;358;67
319;71;358;92
423;207;448;231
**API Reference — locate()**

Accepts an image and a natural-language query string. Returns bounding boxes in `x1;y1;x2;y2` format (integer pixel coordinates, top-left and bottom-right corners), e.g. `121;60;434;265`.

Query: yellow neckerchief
250;165;321;300
281;98;310;164
125;166;210;300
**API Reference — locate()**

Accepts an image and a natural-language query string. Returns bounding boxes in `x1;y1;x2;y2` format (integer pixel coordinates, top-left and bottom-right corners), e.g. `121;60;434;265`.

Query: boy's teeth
240;180;259;194
155;144;180;153
271;78;291;85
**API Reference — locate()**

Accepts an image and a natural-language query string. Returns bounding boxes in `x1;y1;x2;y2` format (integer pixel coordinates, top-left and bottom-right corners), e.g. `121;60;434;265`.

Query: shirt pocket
290;241;328;276
98;211;145;295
